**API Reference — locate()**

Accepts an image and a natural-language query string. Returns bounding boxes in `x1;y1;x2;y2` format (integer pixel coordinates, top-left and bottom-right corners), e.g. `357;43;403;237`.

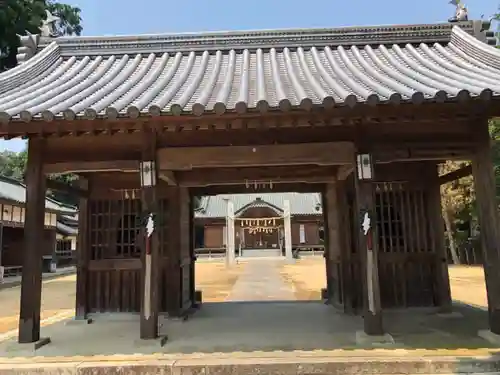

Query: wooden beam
157;142;355;170
191;183;324;196
159;171;177;185
337;165;354;180
45;178;89;198
176;166;336;187
18;138;46;343
438;164;472;185
374;144;473;163
44;160;138;174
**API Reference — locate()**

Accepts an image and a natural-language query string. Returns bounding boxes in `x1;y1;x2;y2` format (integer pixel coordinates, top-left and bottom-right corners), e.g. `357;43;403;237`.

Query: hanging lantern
356;153;374;181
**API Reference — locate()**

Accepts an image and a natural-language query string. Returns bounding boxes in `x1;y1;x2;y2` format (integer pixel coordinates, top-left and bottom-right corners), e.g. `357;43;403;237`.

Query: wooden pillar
324;183;344;305
18;138;46;344
226;201;235;265
165;186;190;317
189;194;196;306
75;178;89;320
325;181;353;311
139;132;159;340
0;220;4;283
472;122;500;335
427;165;452;312
283;200;293;261
355;153;384;336
322;189;333;300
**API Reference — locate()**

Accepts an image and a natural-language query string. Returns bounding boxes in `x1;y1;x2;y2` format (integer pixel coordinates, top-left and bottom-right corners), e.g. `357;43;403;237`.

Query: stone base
133;335;168;348
3;352;500;375
65;317;93;326
5;337;51;353
355;330;395;347
194;290;203;306
437;311;463;318
478;329;500;346
321;288;329;301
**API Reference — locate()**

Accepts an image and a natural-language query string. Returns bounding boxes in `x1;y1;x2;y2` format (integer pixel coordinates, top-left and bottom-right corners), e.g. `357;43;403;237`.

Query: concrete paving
226;258;295;301
0;260;497;361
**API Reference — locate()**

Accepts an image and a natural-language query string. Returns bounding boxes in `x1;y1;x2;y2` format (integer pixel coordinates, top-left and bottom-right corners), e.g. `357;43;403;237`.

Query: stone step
2;353;500;375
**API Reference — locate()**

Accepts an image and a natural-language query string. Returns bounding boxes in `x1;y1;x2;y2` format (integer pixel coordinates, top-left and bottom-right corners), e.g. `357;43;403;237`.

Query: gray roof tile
56;221;78;236
0;22;498;123
195;193;322;218
0;176;73;212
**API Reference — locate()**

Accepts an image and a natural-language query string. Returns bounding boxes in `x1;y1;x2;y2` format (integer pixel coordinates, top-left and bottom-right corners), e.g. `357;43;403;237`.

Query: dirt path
0;260;488;337
226;258;295;301
280;258;489;308
448;265;487;308
0;262;247;335
0;274;76;334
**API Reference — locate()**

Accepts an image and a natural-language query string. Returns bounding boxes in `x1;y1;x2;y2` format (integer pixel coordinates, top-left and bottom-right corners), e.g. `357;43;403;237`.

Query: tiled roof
195;193;322;218
0;21;498;123
56;221;78;236
0;176;73;212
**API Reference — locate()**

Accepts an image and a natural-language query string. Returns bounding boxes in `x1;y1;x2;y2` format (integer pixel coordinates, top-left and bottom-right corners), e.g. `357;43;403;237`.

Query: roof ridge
34;21;486;57
234;198;284;216
0;174;24;186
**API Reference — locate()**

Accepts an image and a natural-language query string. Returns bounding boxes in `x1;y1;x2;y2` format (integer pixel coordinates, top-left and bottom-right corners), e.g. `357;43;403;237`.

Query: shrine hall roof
0;20;499;123
195;193;322;219
0;175;75;213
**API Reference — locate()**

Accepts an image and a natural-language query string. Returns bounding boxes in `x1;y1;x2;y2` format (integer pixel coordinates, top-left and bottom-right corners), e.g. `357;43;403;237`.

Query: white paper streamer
367;250;375;314
144;254;152;319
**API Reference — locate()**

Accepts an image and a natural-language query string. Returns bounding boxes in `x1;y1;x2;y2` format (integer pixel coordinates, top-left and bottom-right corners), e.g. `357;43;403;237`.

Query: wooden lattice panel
89;199;142;260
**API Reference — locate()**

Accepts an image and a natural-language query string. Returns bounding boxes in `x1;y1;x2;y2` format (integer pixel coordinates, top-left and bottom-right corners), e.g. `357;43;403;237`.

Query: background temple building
0;176;77;279
194;193;324;258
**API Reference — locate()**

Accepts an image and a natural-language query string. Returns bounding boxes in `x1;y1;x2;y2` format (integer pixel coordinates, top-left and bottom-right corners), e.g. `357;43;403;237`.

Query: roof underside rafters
0;21;499;125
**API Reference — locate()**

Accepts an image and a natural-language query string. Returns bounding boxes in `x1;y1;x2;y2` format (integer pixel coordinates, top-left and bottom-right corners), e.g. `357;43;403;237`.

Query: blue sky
0;0;498;152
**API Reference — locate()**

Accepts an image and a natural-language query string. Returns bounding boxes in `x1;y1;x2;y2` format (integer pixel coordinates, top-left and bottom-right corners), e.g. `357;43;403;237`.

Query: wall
291;219;322;247
1;227;56;267
0;202;57;228
204;225;224;248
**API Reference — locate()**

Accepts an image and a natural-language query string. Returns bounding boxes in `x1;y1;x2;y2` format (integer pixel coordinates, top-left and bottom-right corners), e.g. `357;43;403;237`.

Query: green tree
0;149;27;179
0;148;79;206
0;0;82;71
440;161;475;264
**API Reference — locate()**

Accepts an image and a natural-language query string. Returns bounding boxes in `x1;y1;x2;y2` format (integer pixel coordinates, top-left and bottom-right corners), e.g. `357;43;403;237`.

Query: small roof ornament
40;10;61;37
448;0;469;23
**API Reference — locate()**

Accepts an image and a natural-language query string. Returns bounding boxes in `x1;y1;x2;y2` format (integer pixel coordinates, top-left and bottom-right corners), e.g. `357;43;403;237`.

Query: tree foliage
0;0;82;71
439;161;475;263
0;148;78;206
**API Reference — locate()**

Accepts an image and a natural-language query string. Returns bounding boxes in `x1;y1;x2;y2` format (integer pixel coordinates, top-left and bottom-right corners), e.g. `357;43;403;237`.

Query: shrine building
194;193;324;258
0;175;76;280
0;19;500;345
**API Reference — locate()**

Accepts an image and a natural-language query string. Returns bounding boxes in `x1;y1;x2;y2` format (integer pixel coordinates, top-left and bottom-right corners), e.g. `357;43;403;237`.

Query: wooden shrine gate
3;20;500;344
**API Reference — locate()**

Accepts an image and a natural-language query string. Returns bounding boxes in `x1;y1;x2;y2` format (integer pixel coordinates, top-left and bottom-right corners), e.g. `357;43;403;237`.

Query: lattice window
89;199;142;260
56;239;72;253
375;182;432;254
